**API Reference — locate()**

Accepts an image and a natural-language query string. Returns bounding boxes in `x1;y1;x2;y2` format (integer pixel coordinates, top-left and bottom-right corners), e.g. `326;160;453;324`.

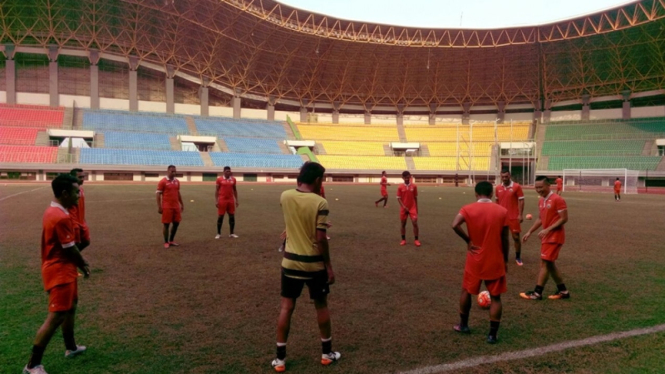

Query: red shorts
541;243;563;261
48;281;78;312
162;208;182;224
400;208;418;221
381;189;388;197
75;222;91;244
217;200;236;215
463;273;507;296
614;189;621;194
508;219;521;234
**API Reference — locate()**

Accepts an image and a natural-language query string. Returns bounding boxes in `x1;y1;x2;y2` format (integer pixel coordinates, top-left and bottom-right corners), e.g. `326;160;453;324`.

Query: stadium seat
297;125;399;142
80;149;204;166
82;111;189;134
0;105;64;128
546;156;662;171
209;152;303;168
320;141;386;156
0;127;40;145
413;156;490;171
316;155;407;170
541;140;645;156
196;119;287;139
103;131;173;150
223;137;284;154
0;145;58;163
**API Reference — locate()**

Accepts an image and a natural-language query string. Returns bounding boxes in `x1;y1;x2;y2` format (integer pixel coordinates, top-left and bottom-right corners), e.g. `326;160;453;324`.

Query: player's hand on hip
518;215;523;223
181;205;184;212
82;264;91;278
326;266;335;285
158;207;163;214
467;242;481;254
235;201;239;208
215;203;219;208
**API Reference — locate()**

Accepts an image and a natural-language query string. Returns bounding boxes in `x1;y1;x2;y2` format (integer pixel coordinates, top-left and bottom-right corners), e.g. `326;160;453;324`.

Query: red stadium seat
0;127;40;145
0;145;58;163
0;105;64;128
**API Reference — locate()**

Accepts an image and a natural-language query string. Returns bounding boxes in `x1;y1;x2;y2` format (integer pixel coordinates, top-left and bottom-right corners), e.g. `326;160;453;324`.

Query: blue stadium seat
209;152;302;168
82;111;189;134
196;119;286;139
81;149;203;166
104;131;172;150
223;137;284;154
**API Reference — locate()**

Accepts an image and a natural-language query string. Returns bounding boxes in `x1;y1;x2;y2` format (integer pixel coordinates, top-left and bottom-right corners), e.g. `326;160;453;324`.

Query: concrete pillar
128;55;139;111
396;103;405;126
364;111;371;124
581;94;590;121
48;45;59;107
232;95;241;119
428;103;438;125
462;102;471;125
533;100;543;124
299;99;308;122
621;90;631;119
332;102;341;124
497;101;506;123
165;64;175;114
266;95;276;121
3;44;16;105
88;49;100;109
543;99;552;123
199;77;209;117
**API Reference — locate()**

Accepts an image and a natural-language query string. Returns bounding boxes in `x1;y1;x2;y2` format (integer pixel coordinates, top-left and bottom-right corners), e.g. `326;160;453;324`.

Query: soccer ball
477;291;491;309
526;213;533;220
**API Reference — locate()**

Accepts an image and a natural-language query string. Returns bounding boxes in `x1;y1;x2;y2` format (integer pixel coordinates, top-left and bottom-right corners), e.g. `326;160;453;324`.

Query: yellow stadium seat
317;155;407;170
320;141;385;156
298;124;399;141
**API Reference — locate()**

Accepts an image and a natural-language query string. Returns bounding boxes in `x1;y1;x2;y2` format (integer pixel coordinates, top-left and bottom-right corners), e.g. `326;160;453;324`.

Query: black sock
28;345;46;369
489;320;500;337
401;235;405;240
276;344;286;360
229;215;235;235
321;337;332;355
557;283;568;293
534;285;544;295
415;236;419;240
63;330;77;351
516;252;521;260
217;216;224;235
460;313;469;327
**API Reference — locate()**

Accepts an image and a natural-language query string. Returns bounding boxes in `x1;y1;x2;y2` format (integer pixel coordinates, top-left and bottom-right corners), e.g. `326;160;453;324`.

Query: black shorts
281;270;330;300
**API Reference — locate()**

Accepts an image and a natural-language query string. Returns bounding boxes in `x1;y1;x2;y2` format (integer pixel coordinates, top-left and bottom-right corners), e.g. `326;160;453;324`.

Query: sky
276;0;637;29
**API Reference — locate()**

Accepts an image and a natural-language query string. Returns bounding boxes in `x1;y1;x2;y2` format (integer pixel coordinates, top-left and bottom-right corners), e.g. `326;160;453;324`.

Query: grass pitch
1;183;665;374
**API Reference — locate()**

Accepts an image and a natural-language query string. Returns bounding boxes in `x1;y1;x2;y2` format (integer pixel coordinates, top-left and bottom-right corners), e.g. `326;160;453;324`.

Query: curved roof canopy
1;0;664;110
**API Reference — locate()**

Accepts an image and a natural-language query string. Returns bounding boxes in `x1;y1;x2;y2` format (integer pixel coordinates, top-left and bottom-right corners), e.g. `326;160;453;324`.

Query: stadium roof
1;0;665;110
276;0;638;30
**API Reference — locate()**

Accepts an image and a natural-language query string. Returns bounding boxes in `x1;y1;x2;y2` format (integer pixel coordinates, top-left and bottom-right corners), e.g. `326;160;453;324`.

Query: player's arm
56;219;90;277
215;181;220;206
414;186;418;211
178;190;184;212
538;209;568;239
518;198;525;222
522;218;542;242
501;226;509;271
233;182;239;207
156;192;163;214
317;229;334;285
396;189;406;210
451;213;479;253
63;244;91;278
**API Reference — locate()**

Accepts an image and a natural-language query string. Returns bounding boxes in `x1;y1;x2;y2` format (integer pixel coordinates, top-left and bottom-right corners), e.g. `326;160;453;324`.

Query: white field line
396;324;665;374
0;187;47;202
87;198;155;203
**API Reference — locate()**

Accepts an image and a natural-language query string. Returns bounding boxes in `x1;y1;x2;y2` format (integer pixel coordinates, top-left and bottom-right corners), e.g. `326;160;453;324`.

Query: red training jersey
380;176;388;194
157;177;181;209
495;182;524;220
460;200;509;280
538;192;567;244
397;182;418;210
614;180;622;192
68;186;86;225
216;176;237;201
556;178;563;190
41;202;78;291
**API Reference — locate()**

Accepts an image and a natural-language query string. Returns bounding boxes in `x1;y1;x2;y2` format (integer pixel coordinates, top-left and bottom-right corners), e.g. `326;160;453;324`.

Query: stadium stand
223;137;284;154
82;111;189;134
196;119;287;139
209;152;303;168
103;131;173;150
0;105;63;128
541;140;646;156
427;142;493;157
544;119;665;141
320;141;386;156
413;156;490;171
298;124;399;141
80;149;204;166
0;145;58;163
316;155;407;170
547;156;661;171
404;124;530;142
0;127;40;145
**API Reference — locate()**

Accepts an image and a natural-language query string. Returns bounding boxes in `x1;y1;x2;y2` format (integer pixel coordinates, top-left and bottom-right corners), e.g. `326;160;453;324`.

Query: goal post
562;169;639;194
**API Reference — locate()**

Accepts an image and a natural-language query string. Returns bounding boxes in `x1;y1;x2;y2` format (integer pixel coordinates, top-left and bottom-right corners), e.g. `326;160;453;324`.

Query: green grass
1;183;665;373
